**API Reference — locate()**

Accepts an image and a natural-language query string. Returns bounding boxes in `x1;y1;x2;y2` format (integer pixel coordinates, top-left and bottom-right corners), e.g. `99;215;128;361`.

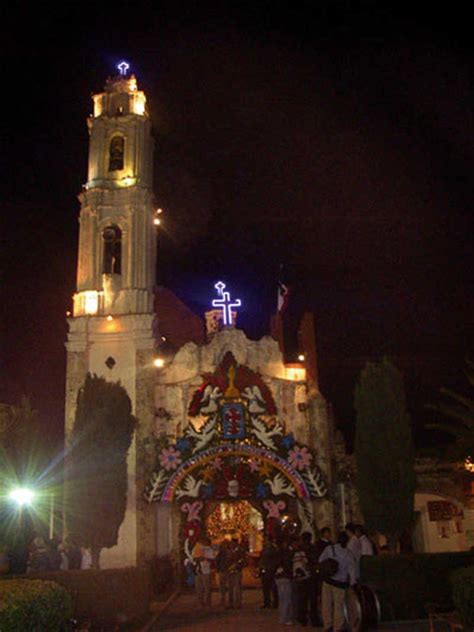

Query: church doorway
205;500;264;587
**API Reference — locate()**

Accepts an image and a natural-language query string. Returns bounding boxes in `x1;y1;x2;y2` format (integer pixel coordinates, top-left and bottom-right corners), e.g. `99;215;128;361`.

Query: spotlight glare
9;487;35;507
154;357;165;368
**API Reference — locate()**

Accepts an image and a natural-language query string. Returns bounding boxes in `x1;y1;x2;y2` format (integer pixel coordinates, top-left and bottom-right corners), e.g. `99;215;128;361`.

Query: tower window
108;135;124;171
102;226;122;275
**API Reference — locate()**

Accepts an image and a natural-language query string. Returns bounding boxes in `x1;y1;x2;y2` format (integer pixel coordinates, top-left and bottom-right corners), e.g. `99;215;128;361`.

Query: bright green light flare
9;487;35;507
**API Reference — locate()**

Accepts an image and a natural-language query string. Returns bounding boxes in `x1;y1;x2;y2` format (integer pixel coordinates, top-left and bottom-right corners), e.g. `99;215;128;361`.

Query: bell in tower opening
102;226;122;275
108;136;124;171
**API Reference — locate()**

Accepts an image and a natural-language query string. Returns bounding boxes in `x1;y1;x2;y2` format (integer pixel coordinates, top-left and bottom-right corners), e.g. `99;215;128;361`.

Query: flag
278;280;290;313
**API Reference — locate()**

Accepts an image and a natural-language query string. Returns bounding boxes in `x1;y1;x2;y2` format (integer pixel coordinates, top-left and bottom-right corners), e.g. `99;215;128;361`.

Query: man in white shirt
318;532;357;632
192;536;217;607
355;524;376;556
345;522;361;579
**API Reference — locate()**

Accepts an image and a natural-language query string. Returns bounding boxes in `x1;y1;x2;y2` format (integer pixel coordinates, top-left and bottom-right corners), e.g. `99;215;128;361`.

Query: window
102;226;122;274
108;135;124;171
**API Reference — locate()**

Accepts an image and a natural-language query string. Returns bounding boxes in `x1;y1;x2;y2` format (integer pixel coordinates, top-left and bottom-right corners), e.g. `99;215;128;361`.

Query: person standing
300;530;327;627
355;524;376;556
319;532;357;632
216;539;231;607
227;537;246;609
292;536;311;627
345;523;361;579
259;536;279;609
312;527;332;626
192;535;216;608
275;539;295;625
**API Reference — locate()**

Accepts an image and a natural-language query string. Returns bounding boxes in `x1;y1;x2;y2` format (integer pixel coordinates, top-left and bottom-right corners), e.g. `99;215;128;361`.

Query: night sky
2;2;473;449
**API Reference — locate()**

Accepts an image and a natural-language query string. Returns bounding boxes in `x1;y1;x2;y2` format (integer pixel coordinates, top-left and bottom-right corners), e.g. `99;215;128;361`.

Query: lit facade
64;68;336;571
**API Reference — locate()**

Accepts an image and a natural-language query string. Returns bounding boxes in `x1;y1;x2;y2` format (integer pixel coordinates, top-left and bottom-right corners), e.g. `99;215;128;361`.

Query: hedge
451;565;474;629
0;579;73;631
360;551;474;620
26;566;153;624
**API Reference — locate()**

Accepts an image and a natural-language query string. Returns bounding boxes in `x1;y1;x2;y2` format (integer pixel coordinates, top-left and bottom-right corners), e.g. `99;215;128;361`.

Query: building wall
65;314;156;568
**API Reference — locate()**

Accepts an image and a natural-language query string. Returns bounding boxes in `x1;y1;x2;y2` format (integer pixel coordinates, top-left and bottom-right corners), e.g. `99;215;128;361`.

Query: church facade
64;68;337;570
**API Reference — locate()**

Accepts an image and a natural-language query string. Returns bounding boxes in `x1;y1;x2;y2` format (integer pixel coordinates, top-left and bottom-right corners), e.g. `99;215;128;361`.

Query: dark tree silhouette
354;358;415;550
67;374;136;568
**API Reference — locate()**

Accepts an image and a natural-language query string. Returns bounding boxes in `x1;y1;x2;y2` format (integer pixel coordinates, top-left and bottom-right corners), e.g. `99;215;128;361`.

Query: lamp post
8;487;35;574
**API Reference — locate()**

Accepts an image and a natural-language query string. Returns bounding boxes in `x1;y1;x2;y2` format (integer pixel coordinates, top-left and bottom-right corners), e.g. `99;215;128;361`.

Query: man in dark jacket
216;539;231;607
259;536;279;608
311;527;332;626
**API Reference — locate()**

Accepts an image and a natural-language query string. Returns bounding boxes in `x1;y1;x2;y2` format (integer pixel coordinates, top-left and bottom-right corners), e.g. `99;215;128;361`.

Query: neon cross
212;281;241;326
215;281;225;296
117;61;130;76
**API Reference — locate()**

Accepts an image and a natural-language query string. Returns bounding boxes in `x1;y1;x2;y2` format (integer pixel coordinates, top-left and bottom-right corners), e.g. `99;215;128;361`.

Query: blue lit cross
117;61;130;76
212;281;241;326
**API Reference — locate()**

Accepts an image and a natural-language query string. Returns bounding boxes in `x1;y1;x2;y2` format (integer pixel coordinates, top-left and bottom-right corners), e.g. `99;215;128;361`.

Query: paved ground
152;589;431;631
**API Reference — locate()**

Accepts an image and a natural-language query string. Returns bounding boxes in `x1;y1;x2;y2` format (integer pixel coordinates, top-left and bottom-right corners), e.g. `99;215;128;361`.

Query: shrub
27;566;153;623
361;551;474;620
451;565;474;629
0;579;73;631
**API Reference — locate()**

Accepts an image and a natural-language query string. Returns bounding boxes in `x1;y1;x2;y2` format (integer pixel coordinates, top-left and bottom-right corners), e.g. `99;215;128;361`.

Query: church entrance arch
146;352;328;581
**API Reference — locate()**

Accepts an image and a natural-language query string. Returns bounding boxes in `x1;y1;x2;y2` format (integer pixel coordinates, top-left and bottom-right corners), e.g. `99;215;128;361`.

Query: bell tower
74;64;156;316
65;64;158;568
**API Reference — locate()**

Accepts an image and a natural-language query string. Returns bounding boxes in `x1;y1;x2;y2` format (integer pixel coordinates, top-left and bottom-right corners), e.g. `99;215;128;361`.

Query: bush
26;566;153;624
451;565;474;629
0;579;73;631
360;551;474;620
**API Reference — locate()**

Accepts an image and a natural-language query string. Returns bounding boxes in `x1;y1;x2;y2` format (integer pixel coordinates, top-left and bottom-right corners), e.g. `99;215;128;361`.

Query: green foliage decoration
451;565;474;629
0;579;73;631
354;358;415;549
66;373;136;567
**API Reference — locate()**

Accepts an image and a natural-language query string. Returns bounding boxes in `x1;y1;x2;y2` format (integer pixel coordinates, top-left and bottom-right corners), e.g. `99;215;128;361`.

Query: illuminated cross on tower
212;281;241;326
117;61;130;76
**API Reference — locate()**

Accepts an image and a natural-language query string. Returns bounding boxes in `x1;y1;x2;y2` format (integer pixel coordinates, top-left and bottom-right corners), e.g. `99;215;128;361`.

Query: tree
66;374;136;568
0;397;42;476
427;358;474;460
354;358;415;550
0;398;50;560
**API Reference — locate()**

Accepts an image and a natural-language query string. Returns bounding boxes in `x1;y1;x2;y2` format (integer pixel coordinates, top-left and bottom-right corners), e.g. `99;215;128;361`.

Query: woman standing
274;540;295;625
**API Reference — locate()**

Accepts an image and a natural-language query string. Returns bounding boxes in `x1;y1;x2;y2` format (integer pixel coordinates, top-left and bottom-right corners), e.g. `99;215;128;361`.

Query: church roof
154;286;205;350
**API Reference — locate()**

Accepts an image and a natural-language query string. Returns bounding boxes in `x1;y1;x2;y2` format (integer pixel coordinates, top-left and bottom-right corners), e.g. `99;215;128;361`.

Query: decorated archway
145;352;327;573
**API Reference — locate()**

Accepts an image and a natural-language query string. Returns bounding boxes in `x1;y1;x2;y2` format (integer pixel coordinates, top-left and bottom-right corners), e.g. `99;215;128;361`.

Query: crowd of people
0;532;95;574
191;522;376;629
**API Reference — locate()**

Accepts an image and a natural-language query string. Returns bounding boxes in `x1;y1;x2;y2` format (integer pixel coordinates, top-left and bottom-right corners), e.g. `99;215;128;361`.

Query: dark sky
1;1;473;448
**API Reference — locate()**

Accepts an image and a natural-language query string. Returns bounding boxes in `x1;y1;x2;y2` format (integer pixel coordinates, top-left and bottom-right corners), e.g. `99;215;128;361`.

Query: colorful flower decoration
183;519;201;541
263;499;286;518
211;456;223;470
159;446;182;471
247;458;260;473
256;482;269;499
203;483;215;499
282;433;295;450
288;445;312;470
181;501;203;522
176;437;190;453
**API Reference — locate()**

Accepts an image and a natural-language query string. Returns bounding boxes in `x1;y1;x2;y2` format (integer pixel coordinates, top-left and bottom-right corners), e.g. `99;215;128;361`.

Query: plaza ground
151;588;431;631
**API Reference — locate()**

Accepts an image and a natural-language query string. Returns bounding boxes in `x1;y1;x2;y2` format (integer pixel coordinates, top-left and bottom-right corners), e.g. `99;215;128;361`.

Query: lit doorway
206;500;264;586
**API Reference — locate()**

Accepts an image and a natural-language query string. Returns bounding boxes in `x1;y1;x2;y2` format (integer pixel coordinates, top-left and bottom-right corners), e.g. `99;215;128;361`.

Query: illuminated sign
212;281;241;326
117;61;130;76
